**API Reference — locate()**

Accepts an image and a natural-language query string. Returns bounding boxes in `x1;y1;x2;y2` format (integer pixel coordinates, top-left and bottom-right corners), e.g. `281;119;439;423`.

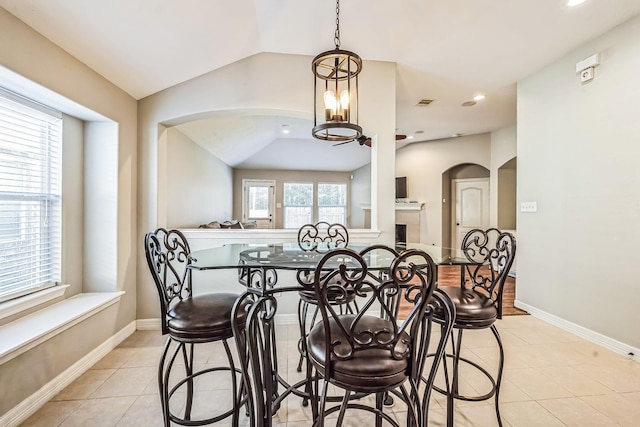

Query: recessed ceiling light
567;0;586;6
473;94;486;101
407;135;414;140
452;133;463;138
281;124;290;134
461;101;477;107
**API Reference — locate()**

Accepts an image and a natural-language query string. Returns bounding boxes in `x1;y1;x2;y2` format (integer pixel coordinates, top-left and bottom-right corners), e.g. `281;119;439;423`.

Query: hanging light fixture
312;0;363;143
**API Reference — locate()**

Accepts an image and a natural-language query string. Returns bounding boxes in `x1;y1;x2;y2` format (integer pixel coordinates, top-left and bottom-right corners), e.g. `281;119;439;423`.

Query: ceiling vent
417;99;435;106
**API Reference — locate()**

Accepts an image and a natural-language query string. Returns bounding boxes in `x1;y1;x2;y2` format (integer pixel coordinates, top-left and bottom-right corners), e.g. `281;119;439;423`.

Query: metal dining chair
144;228;247;426
432;228;516;427
306;247;455;427
295;222;353;374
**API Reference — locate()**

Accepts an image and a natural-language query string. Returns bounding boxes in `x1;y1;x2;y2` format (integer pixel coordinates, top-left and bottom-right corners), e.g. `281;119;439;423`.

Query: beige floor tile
538;397;620;426
500;401;565;427
58;396;137;427
115;394;165;427
52;369;116;401
506;367;573;400
539;366;613;396
17;316;640;427
120;347;164;368
91;348;138;370
581;393;640;426
90;367;156;398
573;363;640;393
20;400;82;427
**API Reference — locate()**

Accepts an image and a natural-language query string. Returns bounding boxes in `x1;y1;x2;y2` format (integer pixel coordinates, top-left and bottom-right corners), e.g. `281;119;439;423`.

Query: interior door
452;178;490;249
242;179;275;229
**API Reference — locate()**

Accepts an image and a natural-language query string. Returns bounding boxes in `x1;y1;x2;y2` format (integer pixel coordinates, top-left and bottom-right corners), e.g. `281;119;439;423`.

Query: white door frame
242;179;276;229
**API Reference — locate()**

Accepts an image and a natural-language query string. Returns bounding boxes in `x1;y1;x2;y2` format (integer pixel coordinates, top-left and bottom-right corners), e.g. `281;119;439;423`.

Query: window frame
317;182;348;225
0;87;62;303
282;182;314;229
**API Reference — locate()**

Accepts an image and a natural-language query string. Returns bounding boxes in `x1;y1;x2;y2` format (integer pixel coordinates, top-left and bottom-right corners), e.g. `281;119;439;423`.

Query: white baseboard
0;321;136;427
515;300;640;363
136;318;161;330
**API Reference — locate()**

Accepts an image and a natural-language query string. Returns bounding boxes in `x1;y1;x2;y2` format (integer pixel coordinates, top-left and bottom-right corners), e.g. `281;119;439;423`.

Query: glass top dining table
186;242;466;426
188;241;472;273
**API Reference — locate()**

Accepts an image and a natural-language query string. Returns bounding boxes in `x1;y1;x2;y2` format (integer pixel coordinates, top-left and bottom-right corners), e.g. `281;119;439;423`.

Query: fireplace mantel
361;202;424;243
361;202;424;212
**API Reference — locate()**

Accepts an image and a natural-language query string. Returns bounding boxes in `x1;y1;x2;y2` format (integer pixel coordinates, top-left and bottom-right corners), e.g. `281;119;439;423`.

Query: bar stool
432;228;516;427
306;247;454;427
295;222;353;374
144;228;247;426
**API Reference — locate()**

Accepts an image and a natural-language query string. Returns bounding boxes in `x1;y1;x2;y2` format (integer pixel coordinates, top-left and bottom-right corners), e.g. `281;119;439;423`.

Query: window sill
0;292;124;365
0;285;70;322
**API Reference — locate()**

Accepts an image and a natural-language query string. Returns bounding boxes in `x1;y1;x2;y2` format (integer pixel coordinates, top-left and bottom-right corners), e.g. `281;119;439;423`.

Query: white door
452;178;490;249
242;180;275;229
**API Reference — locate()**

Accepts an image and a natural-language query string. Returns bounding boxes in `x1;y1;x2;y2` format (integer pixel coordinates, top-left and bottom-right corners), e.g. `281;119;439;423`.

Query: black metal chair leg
296;299;308;372
222;340;240;427
491;325;505;427
182;343;194;420
158;338;172;427
335;389;351;426
375;392;383;427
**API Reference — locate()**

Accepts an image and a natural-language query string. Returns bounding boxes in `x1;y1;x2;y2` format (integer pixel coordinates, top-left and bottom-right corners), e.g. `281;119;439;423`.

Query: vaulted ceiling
3;0;640;170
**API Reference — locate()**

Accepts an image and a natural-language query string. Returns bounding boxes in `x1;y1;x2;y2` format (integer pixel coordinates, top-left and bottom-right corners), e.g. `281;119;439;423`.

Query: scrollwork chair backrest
312;247;437;378
461;228;516;318
144;228;193;335
297;221;349;252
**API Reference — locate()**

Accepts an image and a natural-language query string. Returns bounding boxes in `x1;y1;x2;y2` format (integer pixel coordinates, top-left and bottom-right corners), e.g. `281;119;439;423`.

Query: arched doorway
441;163;490;248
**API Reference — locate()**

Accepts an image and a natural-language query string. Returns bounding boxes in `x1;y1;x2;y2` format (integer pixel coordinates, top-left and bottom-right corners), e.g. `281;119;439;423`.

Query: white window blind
283;182;313;229
0;87;62;302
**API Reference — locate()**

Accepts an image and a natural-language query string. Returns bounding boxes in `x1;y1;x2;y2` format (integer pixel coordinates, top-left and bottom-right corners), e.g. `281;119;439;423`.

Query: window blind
0;87;62;302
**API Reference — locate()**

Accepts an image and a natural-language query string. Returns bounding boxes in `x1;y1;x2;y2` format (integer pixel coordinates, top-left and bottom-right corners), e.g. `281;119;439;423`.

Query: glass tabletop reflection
188;242;472;271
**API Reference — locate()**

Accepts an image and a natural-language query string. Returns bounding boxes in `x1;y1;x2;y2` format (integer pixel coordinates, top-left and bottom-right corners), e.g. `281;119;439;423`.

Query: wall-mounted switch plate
520;201;537;212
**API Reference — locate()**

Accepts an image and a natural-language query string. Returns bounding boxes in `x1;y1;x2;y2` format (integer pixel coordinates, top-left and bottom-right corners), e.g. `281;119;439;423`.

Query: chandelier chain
334;0;340;49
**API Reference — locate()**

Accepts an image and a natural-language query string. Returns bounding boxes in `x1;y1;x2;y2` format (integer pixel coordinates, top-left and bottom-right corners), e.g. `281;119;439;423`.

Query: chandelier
312;0;363;143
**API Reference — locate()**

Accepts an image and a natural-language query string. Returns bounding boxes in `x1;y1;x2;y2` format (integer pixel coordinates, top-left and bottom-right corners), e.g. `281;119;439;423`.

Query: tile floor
20;315;640;426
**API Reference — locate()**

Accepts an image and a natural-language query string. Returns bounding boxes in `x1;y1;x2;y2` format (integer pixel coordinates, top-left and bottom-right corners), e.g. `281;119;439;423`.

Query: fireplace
395;224;407;246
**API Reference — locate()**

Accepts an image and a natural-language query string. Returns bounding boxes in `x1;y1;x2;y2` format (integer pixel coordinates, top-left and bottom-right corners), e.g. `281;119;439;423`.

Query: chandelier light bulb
340;90;350;109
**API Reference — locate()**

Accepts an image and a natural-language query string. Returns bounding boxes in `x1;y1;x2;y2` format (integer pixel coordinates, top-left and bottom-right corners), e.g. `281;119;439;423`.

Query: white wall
167;128;233;228
395;133;491;246
138;53;397;319
517;14;640;350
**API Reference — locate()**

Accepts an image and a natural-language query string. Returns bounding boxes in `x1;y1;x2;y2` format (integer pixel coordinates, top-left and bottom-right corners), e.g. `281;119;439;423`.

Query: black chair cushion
307;315;410;391
167;293;246;341
436;286;498;328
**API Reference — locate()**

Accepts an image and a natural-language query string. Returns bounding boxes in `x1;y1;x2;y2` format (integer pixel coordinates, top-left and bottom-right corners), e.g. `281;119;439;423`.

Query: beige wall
517;14;640;349
497;159;517;230
0;7;137;416
351;163;372;228
166;128;233;228
490;124;517;228
61;115;84;297
233;169;352;228
395;133;491;246
138;53;397;320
